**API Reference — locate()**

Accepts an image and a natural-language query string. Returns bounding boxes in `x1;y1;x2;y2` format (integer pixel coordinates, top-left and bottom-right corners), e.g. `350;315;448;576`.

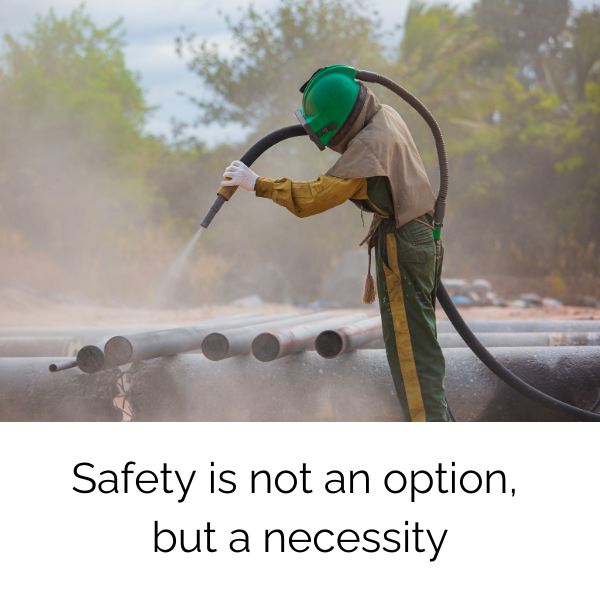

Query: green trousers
375;218;451;422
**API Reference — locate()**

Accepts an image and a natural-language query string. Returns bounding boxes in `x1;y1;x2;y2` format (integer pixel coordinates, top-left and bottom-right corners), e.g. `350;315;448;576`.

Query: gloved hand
221;161;259;192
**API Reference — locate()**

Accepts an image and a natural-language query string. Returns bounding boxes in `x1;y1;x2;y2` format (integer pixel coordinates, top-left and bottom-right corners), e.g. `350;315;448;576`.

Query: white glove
221;161;259;191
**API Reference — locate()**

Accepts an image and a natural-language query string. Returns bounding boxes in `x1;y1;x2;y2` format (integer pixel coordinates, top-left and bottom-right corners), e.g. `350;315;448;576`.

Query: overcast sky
1;0;596;144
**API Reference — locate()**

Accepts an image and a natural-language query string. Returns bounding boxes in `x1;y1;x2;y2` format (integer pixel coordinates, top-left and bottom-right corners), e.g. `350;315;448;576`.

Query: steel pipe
128;347;600;422
49;358;78;373
252;313;367;362
438;331;600;348
0;358;121;421
2;347;600;421
436;319;600;334
75;313;285;374
0;311;263;346
202;312;334;361
316;316;383;359
0;336;80;358
103;312;301;368
74;313;266;375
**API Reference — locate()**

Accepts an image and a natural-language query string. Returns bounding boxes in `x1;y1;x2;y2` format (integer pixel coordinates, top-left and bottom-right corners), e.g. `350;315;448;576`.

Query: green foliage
176;0;384;133
474;0;570;84
1;6;152;168
0;6;166;301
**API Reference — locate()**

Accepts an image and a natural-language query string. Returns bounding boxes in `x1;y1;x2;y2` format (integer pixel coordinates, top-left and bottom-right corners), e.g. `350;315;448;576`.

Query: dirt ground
0;287;599;328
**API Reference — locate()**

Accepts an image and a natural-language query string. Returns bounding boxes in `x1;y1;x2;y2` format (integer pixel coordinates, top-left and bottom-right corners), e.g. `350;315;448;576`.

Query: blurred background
0;0;599;316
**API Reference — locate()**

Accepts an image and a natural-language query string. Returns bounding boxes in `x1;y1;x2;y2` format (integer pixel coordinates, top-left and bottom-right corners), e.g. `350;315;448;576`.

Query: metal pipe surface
0;358;121;421
104;313;300;367
202;312;334;361
252;313;367;362
436;320;600;334
49;358;78;373
76;313;272;374
316;316;383;359
438;331;600;348
3;347;600;421
128;347;600;422
0;311;263;346
0;336;80;358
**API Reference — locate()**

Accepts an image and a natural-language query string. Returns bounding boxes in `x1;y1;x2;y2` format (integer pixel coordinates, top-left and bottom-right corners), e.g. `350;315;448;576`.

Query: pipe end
202;333;230;361
315;330;344;359
105;336;133;366
252;333;281;363
77;345;105;374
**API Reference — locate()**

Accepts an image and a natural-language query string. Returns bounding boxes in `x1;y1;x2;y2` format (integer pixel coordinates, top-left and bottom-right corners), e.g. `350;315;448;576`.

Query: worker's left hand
221;161;259;191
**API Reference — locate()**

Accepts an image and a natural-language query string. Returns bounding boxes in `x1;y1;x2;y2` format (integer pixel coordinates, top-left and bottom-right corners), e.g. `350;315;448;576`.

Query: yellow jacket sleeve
255;174;368;218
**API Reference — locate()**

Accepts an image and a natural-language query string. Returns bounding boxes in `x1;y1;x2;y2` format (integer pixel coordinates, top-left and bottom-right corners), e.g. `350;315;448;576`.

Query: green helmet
295;65;367;151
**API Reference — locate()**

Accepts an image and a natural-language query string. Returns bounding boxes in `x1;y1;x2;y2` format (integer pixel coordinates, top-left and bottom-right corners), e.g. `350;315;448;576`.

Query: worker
220;65;451;422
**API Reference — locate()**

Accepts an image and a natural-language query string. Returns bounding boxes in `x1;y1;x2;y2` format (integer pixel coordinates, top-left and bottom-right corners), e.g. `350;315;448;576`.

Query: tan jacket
327;86;436;228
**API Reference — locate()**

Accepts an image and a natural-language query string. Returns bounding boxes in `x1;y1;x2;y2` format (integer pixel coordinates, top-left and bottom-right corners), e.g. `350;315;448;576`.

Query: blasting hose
200;125;308;228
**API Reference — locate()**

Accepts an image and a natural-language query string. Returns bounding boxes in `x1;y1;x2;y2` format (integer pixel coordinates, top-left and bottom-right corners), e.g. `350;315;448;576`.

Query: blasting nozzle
201;194;228;229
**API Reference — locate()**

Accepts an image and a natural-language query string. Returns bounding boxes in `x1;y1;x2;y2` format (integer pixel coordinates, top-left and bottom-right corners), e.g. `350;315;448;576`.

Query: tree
176;0;384;135
474;0;570;87
543;7;600;106
386;0;499;165
0;6;164;299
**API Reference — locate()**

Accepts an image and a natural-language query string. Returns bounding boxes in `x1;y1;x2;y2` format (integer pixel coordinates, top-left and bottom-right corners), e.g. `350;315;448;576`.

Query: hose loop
355;70;449;226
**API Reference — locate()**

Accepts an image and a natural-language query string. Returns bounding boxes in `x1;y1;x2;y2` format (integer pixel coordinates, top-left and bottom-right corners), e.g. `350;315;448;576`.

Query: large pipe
103;312;303;367
436;319;600;334
127;347;600;422
0;358;122;421
252;313;367;362
202;312;334;361
315;316;383;359
438;331;600;348
0;311;263;346
77;313;300;374
0;336;80;358
2;347;599;421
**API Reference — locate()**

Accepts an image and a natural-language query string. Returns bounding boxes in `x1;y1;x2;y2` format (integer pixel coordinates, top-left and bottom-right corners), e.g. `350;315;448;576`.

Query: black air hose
356;70;447;227
437;284;600;421
201;125;307;228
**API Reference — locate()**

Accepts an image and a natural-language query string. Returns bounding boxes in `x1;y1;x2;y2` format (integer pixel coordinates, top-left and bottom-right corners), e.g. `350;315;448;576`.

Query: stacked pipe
76;312;295;374
252;313;369;362
72;311;378;373
3;347;600;422
202;312;336;361
436;320;600;334
315;317;382;359
438;332;600;349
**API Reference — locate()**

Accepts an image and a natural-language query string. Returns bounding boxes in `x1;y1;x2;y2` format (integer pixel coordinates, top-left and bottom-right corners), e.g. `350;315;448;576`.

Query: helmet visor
295;109;339;152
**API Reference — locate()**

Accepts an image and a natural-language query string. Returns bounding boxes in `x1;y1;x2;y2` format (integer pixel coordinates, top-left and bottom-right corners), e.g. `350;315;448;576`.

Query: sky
1;0;596;144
